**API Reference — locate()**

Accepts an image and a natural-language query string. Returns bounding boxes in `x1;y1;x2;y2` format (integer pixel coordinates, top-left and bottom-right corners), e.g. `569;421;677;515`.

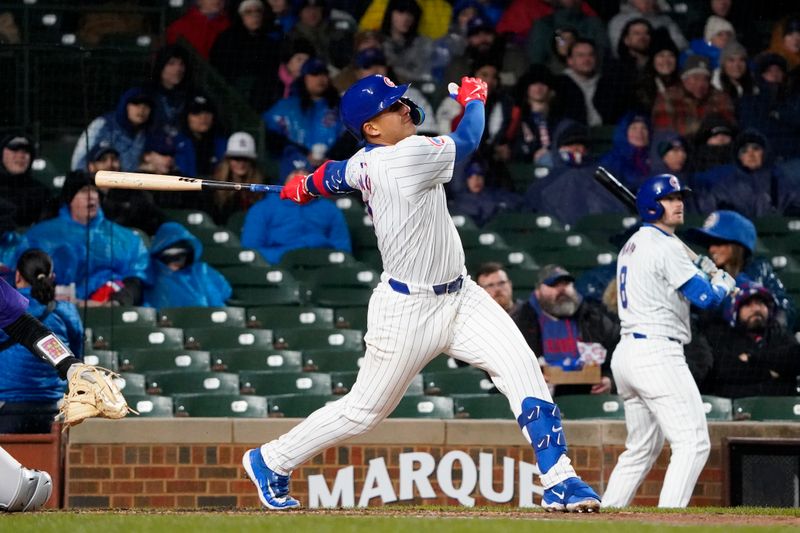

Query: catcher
0;276;131;512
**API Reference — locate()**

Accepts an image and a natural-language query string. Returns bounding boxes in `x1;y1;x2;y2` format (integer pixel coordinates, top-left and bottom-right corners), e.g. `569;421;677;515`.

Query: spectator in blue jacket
686;210;796;329
143;222;232;308
25;171;149;306
263;57;345;180
449;159;521;227
147;44;195;137
704;129;800;218
0;249;83;433
173;94;227;178
598;112;652;192
0;200;30;285
71;87;154;172
241;170;352;264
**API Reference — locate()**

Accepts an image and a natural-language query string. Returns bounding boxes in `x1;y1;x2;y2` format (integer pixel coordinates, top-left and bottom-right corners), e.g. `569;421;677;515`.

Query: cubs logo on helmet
635;174;692;222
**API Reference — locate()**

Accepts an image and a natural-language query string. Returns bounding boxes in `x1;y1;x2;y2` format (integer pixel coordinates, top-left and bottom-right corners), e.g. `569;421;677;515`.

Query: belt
389;275;464;296
630;332;682;344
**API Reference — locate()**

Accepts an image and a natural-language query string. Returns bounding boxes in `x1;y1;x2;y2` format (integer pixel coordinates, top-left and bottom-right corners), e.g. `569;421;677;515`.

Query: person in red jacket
166;0;231;59
496;0;597;44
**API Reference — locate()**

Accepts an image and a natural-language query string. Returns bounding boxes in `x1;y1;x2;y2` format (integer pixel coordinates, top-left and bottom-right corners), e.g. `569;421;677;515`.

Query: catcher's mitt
59;364;136;429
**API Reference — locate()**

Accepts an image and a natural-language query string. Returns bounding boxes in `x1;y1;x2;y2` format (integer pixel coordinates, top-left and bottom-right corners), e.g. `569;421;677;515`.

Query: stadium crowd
1;0;799;428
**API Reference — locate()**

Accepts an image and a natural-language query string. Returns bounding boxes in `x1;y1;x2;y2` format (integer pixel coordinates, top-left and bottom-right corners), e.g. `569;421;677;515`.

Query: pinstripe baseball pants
261;276;575;485
602;337;710;508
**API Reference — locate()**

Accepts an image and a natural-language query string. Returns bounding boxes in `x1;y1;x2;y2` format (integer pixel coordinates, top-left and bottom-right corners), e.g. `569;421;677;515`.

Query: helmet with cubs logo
340;74;425;140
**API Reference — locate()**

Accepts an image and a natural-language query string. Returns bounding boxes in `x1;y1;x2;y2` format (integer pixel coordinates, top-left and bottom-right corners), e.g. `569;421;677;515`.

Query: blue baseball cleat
242;448;301;510
542;477;601;513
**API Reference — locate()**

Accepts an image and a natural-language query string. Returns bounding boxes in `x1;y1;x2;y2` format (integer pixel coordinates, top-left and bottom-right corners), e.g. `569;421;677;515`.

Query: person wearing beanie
512;64;560;167
524;119;629;225
71;86;153;172
173;93;227;179
25;171;149;307
635;31;680;112
712;41;754;101
768;15;800;70
527;0;609;71
686;210;796;328
0;249;84;434
598;112;652;191
650;129;688;177
0;134;53;227
651;54;735;136
166;0;230;59
143;222;231;309
147;44;196;136
681;15;734;71
700;280;800;399
607;0;688;59
209;0;283;111
702;129;800;220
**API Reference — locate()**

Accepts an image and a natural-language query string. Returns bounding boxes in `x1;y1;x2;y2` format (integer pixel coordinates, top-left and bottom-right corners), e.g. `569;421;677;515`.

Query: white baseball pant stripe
602;337;710;508
261;277;573;483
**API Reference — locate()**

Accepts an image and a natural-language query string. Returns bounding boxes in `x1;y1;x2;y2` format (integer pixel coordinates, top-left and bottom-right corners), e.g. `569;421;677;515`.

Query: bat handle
249;184;284;193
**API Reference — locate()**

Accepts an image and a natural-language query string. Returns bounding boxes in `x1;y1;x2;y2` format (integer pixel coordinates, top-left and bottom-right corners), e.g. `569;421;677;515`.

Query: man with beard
510;264;619;397
700;282;800;398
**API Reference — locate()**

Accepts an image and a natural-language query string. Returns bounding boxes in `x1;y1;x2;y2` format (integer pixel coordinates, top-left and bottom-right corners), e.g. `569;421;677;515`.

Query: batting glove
710;269;736;295
280;172;317;205
448;76;488;107
693;255;717;275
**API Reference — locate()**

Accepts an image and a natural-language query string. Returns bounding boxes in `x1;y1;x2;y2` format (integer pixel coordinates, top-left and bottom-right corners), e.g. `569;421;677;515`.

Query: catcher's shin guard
0;447;52;512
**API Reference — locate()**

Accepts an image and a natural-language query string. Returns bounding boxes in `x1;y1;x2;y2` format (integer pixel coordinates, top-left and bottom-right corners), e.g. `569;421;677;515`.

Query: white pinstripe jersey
616;225;698;343
343;134;463;285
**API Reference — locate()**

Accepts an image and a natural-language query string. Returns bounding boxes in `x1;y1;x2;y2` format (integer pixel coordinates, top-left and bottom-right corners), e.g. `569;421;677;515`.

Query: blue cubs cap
301;57;328;76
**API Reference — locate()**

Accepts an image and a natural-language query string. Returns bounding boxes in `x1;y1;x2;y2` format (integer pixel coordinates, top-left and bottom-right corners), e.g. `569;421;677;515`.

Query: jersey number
619;266;628;309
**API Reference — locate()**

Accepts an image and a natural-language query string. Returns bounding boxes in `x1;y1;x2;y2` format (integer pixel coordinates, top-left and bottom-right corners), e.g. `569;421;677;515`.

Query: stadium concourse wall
54;419;800;509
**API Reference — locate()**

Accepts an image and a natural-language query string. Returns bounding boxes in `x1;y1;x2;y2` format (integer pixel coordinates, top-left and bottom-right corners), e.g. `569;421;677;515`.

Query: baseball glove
59;364;135;429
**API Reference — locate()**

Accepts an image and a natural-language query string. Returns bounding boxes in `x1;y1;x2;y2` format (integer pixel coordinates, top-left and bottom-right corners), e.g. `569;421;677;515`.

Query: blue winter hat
144;133;176;156
355;47;387;69
685;210;756;254
467;16;493;37
301;57;328;76
88;141;119;162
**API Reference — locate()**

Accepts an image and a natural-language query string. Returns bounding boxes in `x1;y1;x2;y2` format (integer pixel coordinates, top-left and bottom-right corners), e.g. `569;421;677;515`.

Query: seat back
173;394;268;418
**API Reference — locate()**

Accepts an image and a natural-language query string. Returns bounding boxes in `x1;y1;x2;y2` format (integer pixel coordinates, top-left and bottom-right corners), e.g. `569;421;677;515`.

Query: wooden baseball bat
593;166;707;267
94;170;284;194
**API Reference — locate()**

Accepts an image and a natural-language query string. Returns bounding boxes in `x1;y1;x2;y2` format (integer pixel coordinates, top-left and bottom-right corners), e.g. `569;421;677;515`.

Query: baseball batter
0;276;129;512
242;75;601;512
602;175;736;508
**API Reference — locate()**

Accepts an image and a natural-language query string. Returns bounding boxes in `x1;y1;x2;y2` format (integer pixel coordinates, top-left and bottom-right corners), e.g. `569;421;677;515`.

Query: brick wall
63;419;800;509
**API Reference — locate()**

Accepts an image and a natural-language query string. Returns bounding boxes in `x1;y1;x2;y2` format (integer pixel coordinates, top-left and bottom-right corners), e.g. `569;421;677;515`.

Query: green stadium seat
389;396;454;418
507;162;536;191
329;371;423;396
760;234;800;256
302;349;363;372
422;369;495;395
202;247;269;268
484;212;564;233
574;213;639;237
190;227;241;248
466;248;539;273
453;394;511;419
239;371;332;396
245;306;334;329
421;354;461;372
312;286;374;307
556;394;625;420
145;371;240;396
532;249;616;274
229;285;304;306
754;215;800;237
157;306;246;328
225;210;247;236
588;124;615;154
314;265;380;289
117;372;147;397
267;394;339;418
183;327;273;350
273;327;363;351
92;326;183;351
163;208;217;229
503;231;598;252
83;306;157;329
770;254;800;273
210;348;302;373
173;394;268;418
506;268;538;300
450;214;479;232
333;306;368;330
354;248;383;270
458;229;509;250
118;349;211;373
124;395;174;418
83;350;118;371
733;396;800;421
280;248;358;270
336;196;368;225
701;395;733;421
217;266;298;287
349;224;378;250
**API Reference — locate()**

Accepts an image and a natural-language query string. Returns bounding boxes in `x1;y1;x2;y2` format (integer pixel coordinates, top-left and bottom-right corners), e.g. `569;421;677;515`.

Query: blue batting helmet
685;210;756;254
340;74;425;139
636;174;692;222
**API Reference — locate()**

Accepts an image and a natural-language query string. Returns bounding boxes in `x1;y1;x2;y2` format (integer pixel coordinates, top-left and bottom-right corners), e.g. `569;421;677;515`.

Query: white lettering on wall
357;457;397;507
308;465;355;507
399;452;436;500
479;453;515;503
437;451;477;506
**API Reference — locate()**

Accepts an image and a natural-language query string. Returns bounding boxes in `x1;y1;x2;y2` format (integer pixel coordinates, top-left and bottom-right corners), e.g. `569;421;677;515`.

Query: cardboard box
543;364;601;385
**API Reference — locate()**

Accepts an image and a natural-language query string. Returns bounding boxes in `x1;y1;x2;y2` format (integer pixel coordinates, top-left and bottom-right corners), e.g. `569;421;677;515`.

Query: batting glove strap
710;270;736;294
693;255;717;276
449;76;488;107
280;172;318;204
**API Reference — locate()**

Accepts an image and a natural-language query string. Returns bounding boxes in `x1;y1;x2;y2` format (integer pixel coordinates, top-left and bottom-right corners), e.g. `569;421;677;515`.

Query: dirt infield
59;507;800;527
